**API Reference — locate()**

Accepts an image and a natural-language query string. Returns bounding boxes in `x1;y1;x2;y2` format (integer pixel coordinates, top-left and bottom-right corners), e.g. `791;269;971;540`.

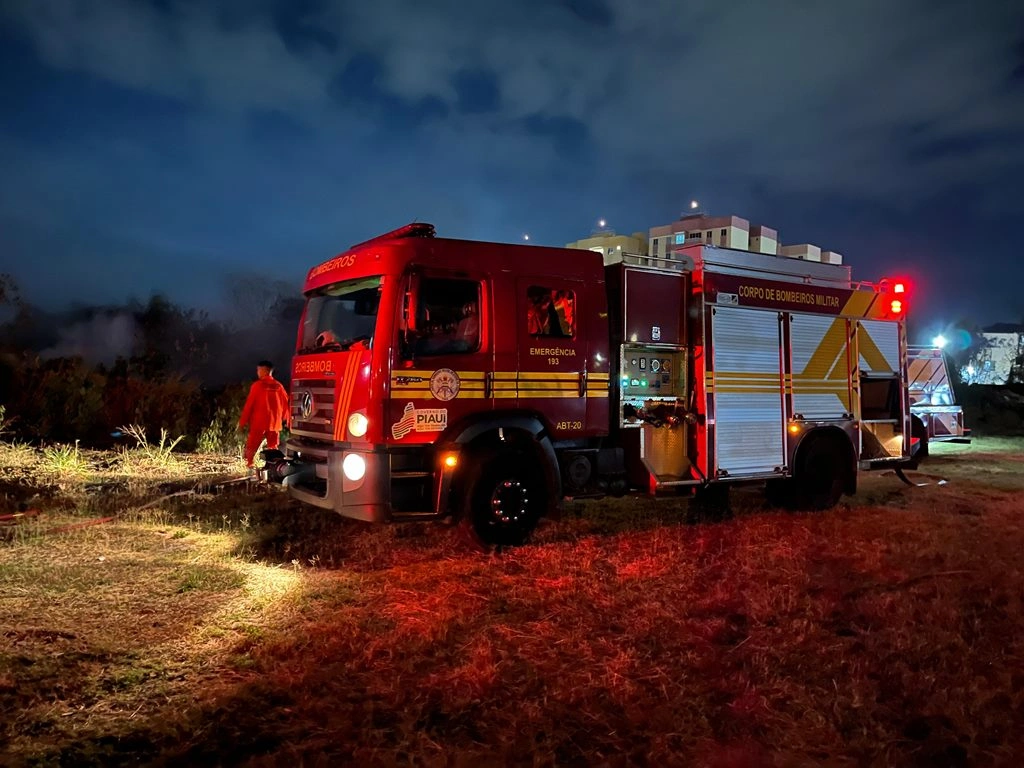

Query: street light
598;218;607;229
933;334;948;349
690;200;699;210
523;233;530;242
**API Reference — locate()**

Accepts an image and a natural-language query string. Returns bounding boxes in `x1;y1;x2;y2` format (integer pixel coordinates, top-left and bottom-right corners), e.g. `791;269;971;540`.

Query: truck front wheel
460;445;547;547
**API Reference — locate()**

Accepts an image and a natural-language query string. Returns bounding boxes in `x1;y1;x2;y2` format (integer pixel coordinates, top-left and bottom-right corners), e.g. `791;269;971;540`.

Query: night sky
1;0;1022;342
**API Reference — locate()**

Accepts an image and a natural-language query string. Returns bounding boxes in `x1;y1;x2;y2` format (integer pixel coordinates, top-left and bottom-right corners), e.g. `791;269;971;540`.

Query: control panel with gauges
619;345;687;427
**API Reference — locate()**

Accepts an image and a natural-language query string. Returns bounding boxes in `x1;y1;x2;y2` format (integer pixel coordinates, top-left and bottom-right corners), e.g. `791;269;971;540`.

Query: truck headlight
342;453;366;481
347;411;369;438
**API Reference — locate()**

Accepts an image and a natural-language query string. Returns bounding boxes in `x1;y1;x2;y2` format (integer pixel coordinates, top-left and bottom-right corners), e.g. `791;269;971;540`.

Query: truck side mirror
400;270;421;360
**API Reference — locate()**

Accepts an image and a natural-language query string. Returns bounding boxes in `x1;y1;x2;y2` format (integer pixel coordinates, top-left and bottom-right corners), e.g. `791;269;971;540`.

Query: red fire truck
266;222;924;545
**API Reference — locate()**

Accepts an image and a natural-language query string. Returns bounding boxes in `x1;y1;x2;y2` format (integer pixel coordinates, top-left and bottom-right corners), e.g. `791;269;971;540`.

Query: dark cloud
0;0;1022;335
452;69;501;114
521;114;591;158
562;0;615;28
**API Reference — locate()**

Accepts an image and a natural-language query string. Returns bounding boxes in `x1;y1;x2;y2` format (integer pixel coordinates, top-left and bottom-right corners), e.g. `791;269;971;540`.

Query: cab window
414;278;481;356
527;285;576;338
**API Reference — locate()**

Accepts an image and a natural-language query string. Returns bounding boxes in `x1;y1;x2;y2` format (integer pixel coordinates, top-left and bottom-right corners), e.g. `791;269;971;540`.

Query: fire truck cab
268;223;922;546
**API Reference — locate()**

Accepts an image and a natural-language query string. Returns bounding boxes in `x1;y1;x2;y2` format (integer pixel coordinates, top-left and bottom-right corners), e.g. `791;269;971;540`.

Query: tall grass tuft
116;424;187;476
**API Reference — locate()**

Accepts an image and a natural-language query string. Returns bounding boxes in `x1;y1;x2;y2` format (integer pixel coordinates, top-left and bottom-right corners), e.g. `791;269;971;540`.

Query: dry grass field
2;438;1023;766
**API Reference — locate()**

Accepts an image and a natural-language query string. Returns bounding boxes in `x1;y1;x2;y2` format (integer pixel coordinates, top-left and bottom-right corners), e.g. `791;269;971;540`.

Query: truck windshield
300;276;382;353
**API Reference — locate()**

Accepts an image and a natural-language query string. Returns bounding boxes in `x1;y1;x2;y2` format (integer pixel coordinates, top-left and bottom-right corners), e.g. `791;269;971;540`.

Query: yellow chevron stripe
855;324;892;373
865;294;890;320
841;290;875;318
801;319;848;379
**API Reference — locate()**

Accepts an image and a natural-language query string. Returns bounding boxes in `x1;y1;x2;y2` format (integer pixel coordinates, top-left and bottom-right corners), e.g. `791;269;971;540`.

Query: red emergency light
879;278;909;317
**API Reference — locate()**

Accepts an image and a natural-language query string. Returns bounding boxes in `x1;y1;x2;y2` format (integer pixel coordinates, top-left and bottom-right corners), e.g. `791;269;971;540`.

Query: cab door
389;271;491;444
515;278;586;436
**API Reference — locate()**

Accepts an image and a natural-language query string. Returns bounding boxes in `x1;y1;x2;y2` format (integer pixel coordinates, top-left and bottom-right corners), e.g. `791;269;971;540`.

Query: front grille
290;379;336;442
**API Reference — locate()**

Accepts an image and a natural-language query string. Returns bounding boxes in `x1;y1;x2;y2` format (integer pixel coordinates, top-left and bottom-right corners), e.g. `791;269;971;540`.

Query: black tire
909;414;929;468
460;444;547;547
792;435;846;511
764;477;795;508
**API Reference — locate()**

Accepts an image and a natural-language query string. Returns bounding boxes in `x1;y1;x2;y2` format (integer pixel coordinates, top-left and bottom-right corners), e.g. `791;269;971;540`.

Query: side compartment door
514;279;586;434
854;318;908;457
789;313;854;420
710;305;784;476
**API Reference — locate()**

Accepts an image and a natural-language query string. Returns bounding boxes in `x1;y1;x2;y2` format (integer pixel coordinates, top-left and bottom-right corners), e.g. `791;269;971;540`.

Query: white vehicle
908;346;971;443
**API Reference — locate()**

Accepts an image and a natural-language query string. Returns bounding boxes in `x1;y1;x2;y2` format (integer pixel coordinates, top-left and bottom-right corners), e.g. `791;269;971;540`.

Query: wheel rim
488;477;530;528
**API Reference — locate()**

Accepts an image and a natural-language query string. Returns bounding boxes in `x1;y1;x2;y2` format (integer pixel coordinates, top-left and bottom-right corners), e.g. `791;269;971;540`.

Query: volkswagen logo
299;390;314;420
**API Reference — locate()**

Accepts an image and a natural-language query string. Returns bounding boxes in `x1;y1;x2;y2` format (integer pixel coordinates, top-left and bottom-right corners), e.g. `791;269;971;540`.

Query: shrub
196;385;249;456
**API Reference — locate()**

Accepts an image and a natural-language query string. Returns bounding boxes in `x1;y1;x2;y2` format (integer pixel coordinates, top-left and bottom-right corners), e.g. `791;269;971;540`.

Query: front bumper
279;442;456;522
283;444;391;522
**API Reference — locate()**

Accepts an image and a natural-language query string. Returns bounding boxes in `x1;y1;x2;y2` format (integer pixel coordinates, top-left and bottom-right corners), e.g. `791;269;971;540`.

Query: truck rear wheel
792;434;847;511
460;445;546;547
764;477;794;508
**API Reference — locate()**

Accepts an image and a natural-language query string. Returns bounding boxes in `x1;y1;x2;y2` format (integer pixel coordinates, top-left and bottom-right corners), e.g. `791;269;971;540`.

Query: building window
527;286;576;338
413;278;481;355
721;229;727;236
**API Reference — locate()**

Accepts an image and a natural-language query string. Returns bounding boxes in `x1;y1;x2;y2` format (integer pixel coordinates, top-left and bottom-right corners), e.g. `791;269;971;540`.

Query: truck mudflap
269;446;392;523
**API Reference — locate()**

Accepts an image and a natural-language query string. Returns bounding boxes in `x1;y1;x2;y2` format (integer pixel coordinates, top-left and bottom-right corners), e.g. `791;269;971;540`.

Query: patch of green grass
176;564;246;594
40;441;90;478
0;439;37;466
105;660;168;692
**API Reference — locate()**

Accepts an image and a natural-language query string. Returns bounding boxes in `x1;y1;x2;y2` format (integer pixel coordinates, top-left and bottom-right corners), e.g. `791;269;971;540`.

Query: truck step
390;510;442;521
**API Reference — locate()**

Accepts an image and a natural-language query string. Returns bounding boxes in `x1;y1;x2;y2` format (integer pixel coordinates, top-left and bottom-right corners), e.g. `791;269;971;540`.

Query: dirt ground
2;437;1023;767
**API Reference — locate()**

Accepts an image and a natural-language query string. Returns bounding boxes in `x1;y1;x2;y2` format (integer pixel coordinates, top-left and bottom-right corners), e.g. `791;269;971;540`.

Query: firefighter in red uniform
238;360;290;470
